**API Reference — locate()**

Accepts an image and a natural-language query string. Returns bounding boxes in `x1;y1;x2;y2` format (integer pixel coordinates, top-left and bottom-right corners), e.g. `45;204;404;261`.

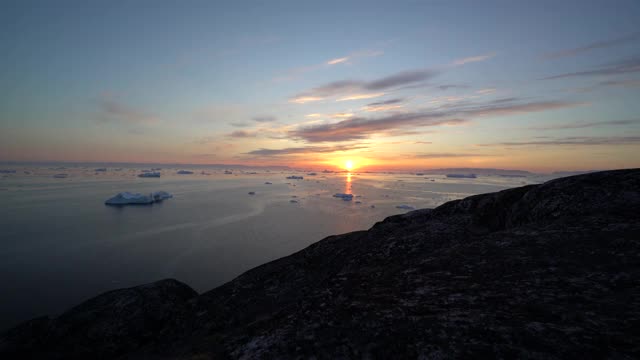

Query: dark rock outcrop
2;169;639;359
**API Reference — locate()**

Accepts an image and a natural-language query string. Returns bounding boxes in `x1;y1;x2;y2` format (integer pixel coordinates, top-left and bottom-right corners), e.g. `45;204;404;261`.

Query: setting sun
345;160;354;171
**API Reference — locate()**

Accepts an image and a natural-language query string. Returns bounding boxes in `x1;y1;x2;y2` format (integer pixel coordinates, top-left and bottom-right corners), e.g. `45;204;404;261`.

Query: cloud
330;113;354;119
476;88;496;95
291;99;582;142
478;136;640;147
99;100;158;124
290;69;438;103
291;113;467;142
246;144;368;156
438;84;469;91
541;57;640;80
413;153;495;158
575;78;640;92
228;130;256;138
543;32;640;59
452;53;495;66
365;70;437;90
337;93;385;101
252;116;277;123
230;122;250;127
290;96;324;104
530;119;640;130
327;57;349;65
367;98;404;106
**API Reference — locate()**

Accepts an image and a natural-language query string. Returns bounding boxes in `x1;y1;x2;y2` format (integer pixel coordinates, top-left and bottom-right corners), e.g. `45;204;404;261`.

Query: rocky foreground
2;169;639;359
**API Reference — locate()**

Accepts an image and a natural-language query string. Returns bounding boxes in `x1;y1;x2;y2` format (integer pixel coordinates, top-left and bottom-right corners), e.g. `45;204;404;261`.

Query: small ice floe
333;193;354;201
415;173;424;176
355;201;362;204
152;191;173;201
0;169;17;174
446;173;476;179
224;170;233;174
177;170;194;174
95;168;107;172
138;172;161;178
286;175;304;180
248;191;256;195
53;174;68;179
370;205;376;208
396;204;415;210
105;192;154;205
264;182;272;185
201;171;211;175
105;191;173;205
291;195;297;198
290;199;298;203
307;172;317;176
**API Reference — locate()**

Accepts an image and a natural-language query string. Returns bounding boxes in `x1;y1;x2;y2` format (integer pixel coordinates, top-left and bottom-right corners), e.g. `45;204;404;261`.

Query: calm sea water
0;163;546;330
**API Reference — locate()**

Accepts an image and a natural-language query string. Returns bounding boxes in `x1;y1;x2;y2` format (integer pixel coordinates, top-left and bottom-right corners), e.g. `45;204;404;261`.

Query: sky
1;0;639;172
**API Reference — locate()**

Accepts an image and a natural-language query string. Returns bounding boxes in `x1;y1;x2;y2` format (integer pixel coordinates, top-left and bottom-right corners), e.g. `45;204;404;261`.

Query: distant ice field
0;164;549;330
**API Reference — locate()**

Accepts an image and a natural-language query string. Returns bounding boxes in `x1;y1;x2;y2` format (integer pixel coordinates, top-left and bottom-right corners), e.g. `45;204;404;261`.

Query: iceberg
177;170;194;175
105;191;173;205
152;191;173;201
138;172;161;178
105;192;154;205
333;193;354;201
396;204;415;210
446;173;477;179
286;175;304;180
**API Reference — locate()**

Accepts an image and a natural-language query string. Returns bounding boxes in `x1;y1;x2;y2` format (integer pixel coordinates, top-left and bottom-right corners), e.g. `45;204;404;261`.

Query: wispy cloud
438;84;470;91
542;57;640;80
367;98;404;106
99;100;159;124
452;53;495;66
327;57;349;65
337;93;385;101
291;113;467;142
230;122;250;128
290;69;438;103
479;136;640;147
414;153;495;158
252;115;277;123
246;144;368;156
291;99;582;142
530;119;640;130
228;130;256;138
543;32;640;59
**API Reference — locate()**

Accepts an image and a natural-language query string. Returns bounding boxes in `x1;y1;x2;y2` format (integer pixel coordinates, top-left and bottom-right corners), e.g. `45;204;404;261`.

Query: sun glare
345;160;354;171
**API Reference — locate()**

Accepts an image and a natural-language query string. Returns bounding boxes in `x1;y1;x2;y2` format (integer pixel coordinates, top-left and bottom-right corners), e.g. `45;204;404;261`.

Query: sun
345;160;354;171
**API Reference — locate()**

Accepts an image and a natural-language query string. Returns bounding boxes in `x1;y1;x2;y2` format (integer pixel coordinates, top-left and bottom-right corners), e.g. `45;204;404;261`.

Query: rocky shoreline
2;169;639;359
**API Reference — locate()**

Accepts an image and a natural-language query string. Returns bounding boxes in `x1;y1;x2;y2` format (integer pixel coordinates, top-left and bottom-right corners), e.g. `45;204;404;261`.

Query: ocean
0;163;544;330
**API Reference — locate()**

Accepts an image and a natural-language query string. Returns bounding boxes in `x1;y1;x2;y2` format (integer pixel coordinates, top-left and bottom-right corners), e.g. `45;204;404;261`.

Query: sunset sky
1;0;639;171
